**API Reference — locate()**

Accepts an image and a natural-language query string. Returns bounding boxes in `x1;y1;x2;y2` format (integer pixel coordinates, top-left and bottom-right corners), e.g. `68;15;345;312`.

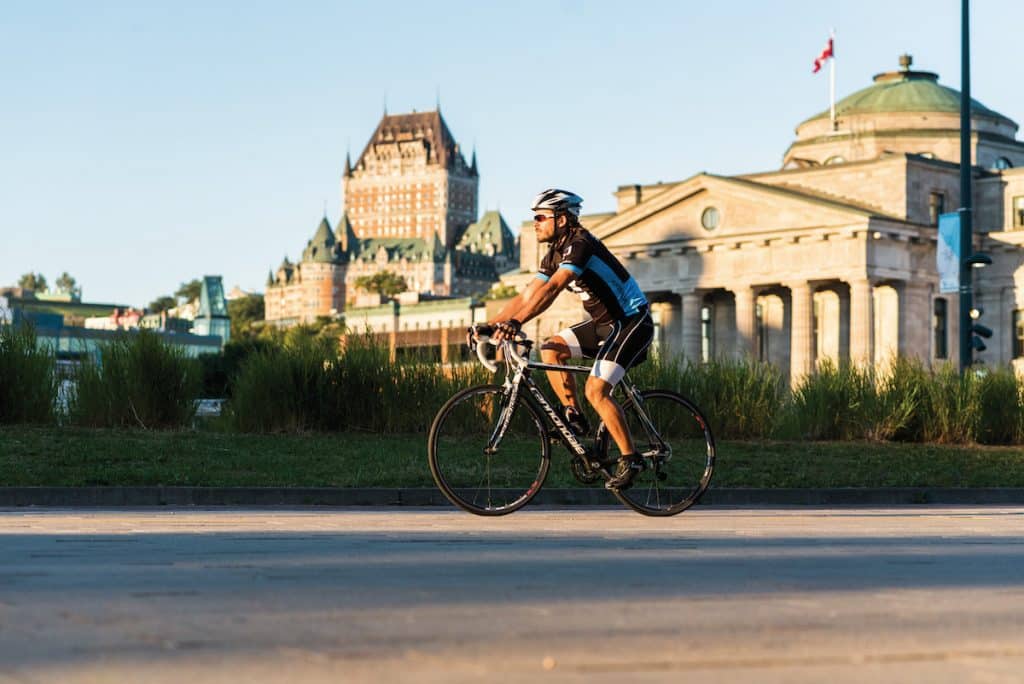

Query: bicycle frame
479;336;667;463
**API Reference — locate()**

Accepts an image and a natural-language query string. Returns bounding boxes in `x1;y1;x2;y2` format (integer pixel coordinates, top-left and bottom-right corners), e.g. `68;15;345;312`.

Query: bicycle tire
428;384;550;516
596;389;715;517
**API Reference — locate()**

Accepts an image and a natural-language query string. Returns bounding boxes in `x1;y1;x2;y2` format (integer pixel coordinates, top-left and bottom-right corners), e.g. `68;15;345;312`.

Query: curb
1;487;1024;507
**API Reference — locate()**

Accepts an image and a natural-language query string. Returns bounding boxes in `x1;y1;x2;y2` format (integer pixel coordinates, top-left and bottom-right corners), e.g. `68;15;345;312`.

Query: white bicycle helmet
531;188;583;217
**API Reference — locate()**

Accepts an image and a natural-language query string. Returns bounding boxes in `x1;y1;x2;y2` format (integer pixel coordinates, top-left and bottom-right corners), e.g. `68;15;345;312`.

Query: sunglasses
533;214;555;223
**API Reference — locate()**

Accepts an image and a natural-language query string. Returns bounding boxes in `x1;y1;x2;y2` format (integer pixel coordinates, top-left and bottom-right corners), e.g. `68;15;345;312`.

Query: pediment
591;174;873;248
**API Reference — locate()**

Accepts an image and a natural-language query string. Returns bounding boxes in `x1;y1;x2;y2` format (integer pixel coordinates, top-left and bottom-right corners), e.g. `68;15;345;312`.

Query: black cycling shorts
552;309;654;385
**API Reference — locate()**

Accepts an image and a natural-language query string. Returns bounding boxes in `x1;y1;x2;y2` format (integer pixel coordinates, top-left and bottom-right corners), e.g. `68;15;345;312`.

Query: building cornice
603;218;932;261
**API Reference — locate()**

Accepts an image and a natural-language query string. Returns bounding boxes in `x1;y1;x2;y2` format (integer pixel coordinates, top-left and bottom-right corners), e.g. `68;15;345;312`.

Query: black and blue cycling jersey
535;226;648;326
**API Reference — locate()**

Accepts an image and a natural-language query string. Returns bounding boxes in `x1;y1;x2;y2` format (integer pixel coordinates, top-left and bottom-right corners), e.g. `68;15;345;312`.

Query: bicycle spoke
428;385;549;516
603;390;715;517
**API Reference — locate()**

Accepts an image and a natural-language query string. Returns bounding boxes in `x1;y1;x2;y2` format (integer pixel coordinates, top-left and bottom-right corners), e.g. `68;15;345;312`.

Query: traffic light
969;307;992;353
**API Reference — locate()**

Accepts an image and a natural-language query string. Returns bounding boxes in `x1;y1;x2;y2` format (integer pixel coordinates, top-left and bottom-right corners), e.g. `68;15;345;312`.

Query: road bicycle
427;329;715;517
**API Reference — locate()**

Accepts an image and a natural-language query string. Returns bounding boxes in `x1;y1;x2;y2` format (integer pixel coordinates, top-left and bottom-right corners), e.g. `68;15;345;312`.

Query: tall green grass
778;358;1024;445
780;359;922;441
71;330;202;429
226;332;488;433
218;330;1024;445
917;363;979;444
0;324;57;424
976;366;1024;444
627;356;785;439
781;360;875;440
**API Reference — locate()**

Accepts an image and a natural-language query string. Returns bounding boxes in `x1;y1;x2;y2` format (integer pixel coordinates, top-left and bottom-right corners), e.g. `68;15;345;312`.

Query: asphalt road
1;507;1022;683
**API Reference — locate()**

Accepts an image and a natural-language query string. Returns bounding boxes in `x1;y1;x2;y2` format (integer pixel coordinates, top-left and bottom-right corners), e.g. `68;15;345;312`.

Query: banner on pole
937;212;960;294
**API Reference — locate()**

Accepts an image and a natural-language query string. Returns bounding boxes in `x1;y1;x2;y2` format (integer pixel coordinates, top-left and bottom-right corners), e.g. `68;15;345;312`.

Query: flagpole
829;29;836;131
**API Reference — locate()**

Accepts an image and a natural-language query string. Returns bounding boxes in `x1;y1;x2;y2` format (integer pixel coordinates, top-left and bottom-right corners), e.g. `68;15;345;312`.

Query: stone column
849;278;874;365
899;282;931;362
814;289;841;364
440;327;450;364
788;282;815;384
680;292;703;364
734;285;757;359
653;298;684;361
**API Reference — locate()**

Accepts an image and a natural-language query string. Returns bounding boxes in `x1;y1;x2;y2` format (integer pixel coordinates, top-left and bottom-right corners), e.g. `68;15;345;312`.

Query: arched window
824;155;846;165
701;207;720;231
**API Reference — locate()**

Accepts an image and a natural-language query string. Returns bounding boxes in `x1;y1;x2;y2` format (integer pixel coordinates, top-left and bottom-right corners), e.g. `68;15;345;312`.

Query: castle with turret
265;109;517;325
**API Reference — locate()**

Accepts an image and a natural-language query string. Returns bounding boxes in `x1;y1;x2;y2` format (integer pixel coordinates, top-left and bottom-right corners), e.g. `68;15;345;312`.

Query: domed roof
802;56;1013;126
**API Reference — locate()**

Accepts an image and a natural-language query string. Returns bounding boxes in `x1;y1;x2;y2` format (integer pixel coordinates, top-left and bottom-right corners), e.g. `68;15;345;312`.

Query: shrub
919;362;979;444
226;332;489;434
870;356;926;441
225;336;337;433
71;330;202;429
975;366;1023;444
626;355;785;439
781;360;876;440
197;338;278;398
0;324;57;424
223;331;1024;446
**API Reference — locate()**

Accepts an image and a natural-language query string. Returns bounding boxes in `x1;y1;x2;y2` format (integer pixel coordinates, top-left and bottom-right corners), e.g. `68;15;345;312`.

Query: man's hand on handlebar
491;319;521;343
466;324;494;350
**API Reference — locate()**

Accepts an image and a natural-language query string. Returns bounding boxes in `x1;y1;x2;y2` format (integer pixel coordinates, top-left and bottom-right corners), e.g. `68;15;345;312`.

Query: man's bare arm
515;269;573;324
493;270;574;339
487;280;542;324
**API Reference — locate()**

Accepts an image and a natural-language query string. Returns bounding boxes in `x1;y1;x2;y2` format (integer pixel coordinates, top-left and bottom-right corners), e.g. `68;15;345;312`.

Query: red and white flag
812;37;834;73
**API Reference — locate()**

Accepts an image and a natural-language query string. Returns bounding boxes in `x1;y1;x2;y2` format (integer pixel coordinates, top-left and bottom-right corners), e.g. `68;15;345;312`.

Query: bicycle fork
484;379;521;454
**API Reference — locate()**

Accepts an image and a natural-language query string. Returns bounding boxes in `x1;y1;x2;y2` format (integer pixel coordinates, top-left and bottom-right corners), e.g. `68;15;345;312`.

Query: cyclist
472;188;654;489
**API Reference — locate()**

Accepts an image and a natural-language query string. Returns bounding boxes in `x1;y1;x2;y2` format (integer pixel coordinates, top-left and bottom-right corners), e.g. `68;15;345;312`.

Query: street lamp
965;253;992;268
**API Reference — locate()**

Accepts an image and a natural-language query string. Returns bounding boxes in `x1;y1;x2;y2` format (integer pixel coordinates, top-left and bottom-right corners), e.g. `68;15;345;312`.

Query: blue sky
3;0;1023;306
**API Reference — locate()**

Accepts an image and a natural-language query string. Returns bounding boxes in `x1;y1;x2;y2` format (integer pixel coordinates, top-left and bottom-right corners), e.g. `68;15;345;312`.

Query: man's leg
584;376;634;456
586;312;654;487
540;337;580;411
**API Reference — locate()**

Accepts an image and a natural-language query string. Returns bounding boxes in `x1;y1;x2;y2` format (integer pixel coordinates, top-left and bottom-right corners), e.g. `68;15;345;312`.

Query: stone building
265;110;517;325
510;56;1024;383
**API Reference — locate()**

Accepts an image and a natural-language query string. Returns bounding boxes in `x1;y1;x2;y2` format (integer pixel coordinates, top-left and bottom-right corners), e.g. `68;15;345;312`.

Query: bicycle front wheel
597;389;715;517
428;384;550;516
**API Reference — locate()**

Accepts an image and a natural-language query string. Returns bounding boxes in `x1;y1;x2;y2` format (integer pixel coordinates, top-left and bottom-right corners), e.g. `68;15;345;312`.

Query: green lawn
2;426;1024;488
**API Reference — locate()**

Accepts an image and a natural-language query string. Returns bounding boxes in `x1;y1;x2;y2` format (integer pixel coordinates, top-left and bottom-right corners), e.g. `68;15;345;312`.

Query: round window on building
995;157;1014;170
701;207;720;231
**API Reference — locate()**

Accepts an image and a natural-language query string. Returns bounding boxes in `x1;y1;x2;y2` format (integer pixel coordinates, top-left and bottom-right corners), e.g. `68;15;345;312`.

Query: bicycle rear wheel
597;389;715;517
428;384;550;516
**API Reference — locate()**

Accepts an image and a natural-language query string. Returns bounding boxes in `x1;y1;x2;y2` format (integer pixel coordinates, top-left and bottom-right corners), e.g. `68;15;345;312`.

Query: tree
483;283;519;300
354;270;407;298
227;294;265;339
148;295;177;314
175;279;203;304
54;272;81;298
17;272;47;292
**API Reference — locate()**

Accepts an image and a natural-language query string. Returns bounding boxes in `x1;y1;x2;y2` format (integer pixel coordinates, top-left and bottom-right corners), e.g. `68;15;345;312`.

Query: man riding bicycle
470;188;654;490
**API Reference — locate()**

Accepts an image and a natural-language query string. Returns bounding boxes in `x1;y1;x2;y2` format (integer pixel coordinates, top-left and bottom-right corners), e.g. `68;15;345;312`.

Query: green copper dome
804;64;1012;125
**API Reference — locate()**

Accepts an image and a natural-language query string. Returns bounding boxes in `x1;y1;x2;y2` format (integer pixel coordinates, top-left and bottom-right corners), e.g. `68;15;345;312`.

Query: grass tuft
0;324;57;424
71;330;202;429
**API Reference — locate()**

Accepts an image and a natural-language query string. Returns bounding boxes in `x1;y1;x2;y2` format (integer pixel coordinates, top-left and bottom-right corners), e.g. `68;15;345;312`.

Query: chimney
615;184;643;212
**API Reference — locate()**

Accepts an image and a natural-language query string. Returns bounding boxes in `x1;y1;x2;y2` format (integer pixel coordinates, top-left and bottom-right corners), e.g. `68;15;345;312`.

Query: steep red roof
355;109;462;170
